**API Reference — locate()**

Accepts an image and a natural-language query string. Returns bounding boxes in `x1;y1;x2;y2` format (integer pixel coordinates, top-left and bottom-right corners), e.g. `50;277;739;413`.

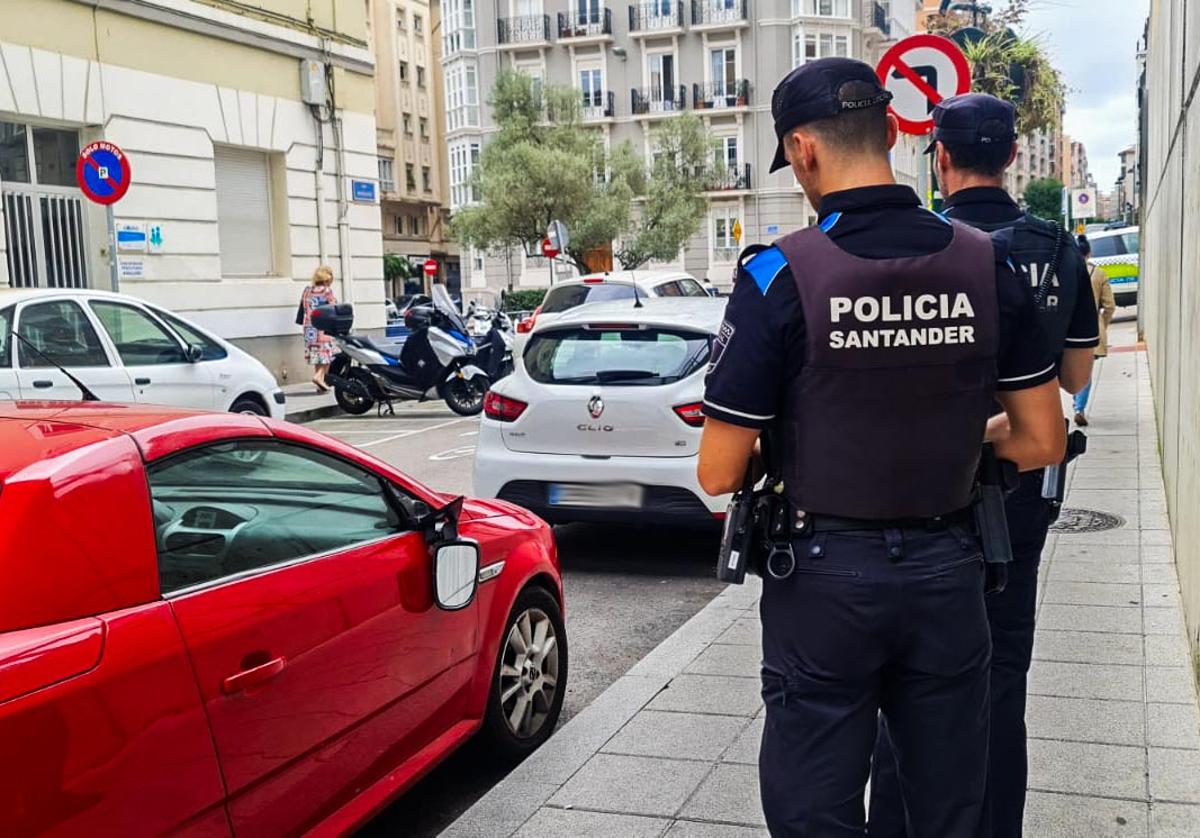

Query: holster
1042;426;1088;525
973;443;1020;594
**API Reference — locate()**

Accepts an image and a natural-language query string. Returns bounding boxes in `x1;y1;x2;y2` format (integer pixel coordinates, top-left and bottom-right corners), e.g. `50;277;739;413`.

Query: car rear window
1123;231;1139;254
524;326;710;386
0;306;11;367
540;284;635;314
1090;236;1125;258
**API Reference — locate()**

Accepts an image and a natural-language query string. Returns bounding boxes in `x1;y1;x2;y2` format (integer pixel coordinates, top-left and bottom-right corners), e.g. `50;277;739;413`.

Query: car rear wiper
595;369;661;383
9;331;99;401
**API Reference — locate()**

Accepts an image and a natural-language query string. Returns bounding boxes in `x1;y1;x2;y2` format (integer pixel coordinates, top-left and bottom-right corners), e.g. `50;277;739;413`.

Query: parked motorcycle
315;285;490;417
467;302;515;382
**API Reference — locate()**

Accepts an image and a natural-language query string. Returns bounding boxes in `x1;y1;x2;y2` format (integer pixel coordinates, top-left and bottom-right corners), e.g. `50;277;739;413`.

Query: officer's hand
985;413;1012;443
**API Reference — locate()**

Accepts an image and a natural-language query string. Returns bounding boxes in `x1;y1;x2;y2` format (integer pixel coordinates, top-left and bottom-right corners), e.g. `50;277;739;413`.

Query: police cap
769;57;893;174
924;93;1017;154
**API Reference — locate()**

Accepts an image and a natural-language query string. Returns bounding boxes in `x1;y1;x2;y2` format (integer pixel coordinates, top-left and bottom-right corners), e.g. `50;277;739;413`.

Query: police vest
773;222;999;520
962;213;1079;356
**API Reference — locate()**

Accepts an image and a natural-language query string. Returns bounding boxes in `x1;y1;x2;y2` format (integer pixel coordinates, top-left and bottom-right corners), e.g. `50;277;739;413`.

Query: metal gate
2;184;90;289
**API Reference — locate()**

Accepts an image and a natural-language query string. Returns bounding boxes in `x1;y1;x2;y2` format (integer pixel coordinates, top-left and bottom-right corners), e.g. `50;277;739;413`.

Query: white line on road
459;430;479;437
358;417;472;448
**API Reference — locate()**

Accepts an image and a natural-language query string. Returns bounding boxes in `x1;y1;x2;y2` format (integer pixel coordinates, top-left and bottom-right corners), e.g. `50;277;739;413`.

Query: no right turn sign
876;34;972;135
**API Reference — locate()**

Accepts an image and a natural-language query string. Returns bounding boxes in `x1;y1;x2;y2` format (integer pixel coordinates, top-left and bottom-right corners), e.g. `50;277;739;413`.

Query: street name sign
76;141;132;205
876;34;971;135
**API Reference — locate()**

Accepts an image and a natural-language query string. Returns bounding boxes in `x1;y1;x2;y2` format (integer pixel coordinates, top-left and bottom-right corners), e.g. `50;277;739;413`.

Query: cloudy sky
1013;0;1149;190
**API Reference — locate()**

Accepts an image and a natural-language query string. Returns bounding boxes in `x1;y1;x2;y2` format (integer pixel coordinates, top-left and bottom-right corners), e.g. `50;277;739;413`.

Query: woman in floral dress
301;265;339;391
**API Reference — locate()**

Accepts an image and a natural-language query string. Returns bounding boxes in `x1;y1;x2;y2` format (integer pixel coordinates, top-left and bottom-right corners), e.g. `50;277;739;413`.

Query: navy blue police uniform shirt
702;184;1056;429
942;186;1099;357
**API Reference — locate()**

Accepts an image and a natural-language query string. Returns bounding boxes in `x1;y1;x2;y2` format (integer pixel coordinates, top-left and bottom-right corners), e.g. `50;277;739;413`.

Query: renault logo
587;395;605;419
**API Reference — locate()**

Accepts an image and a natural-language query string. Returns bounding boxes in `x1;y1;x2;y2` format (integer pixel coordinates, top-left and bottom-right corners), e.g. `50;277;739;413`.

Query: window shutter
214;146;273;276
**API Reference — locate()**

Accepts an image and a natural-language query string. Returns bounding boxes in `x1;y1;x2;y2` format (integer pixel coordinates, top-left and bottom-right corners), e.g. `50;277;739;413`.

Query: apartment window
378;156;395;193
394;215;405;236
399;61;409;83
414;14;424;34
793;0;849;16
406;163;416;191
443;0;477;54
446;61;481;131
397;9;407;30
580;68;603;110
716;136;738;169
419;117;429;140
422;166;432;193
403;113;413;135
417;66;427;88
712;206;740;258
214;146;275;276
792;27;850;66
449;139;481;209
710;47;736;96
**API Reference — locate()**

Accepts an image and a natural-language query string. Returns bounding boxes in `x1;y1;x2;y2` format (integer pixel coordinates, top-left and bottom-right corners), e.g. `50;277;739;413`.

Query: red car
0;402;566;837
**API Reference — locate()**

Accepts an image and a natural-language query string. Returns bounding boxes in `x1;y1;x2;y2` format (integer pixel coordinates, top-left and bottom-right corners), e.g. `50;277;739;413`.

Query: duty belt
790;508;975;536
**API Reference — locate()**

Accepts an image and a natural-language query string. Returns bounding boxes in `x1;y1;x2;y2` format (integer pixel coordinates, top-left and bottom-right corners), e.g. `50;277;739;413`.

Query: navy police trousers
759;525;991;837
868;472;1051;838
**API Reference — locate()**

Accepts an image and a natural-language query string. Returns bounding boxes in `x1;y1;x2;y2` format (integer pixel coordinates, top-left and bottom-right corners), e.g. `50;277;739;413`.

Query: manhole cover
1050;508;1126;533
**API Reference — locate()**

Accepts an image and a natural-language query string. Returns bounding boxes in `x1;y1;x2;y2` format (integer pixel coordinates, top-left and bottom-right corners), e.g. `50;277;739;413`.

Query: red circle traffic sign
876;34;971;136
541;238;559;259
76;141;132;205
423;258;438;276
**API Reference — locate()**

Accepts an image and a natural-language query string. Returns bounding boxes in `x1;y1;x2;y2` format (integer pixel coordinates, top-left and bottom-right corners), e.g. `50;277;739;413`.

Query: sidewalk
281;381;338;423
443;325;1200;837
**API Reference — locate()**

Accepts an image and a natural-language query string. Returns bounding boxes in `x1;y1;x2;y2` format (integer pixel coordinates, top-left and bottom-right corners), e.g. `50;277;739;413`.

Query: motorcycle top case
311;303;354;336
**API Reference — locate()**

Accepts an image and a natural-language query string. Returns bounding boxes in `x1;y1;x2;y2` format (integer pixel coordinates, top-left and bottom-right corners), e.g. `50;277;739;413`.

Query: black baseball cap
769;57;893;173
924;93;1017;154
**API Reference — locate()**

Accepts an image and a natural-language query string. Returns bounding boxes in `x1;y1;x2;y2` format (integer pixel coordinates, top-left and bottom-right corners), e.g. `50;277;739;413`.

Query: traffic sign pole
106;207;119;292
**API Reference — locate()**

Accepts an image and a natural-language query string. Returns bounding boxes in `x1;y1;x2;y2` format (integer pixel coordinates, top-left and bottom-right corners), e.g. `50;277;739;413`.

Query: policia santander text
870;95;1100;838
697;59;1067;838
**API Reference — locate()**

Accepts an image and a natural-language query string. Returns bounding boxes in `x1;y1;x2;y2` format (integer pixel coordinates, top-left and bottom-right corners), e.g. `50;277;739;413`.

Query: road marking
358;417;471;448
430;445;477;461
459;430;479;437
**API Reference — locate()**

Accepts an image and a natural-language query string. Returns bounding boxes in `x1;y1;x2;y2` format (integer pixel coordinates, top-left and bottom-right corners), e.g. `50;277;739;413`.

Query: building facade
441;0;926;292
371;0;459;294
1115;143;1140;224
1003;124;1062;203
1062;136;1092;190
0;0;385;379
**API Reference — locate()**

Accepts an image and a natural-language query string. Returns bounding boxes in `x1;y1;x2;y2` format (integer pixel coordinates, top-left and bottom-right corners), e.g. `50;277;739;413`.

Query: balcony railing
498;14;552;44
864;0;890;35
707;163;752;191
692;79;751;109
583;89;616;120
558;7;612;38
629;2;684;32
691;0;747;26
632;85;687;115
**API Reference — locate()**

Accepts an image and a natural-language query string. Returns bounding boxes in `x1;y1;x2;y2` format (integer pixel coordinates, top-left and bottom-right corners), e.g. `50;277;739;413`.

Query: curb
440;578;762;838
284;403;341;424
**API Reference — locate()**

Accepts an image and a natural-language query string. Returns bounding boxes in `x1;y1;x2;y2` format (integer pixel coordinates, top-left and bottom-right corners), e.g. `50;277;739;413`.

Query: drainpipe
332;109;355;305
311;104;330;270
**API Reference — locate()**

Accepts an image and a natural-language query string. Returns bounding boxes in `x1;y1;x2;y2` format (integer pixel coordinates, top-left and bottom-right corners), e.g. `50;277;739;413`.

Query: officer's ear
786;129;817;174
1005;141;1018;168
885;112;899;151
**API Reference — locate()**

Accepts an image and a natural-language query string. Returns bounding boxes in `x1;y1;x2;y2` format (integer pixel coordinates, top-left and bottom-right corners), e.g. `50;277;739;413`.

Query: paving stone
1034;630;1145;666
1038;604;1144;634
602;711;748;761
1142;564;1180;584
1053;543;1142;563
549;754;711;818
1145;608;1188;635
1149;748;1200;803
1026;695;1145;746
1023;791;1148;837
1029;660;1145;701
678;763;766;827
1147;703;1200;750
1072;468;1140;489
1143;584;1183;608
721;717;764;764
1142;531;1175;547
646;674;763;717
1048;561;1142;584
1042;581;1144;607
1142;546;1175;564
685;643;763;678
1061;529;1142;546
1064;489;1141;521
663;821;769;837
1150;803;1200;837
1027;739;1146;799
514;808;670;838
715;618;762;648
1145;635;1193;669
1145;667;1198;705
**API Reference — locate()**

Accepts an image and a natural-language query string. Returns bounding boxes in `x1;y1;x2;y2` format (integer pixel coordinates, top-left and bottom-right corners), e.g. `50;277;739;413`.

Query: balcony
706;163;752;192
692;79;751;110
691;0;747;28
862;1;890;37
628;2;684;34
582;89;616;121
631;85;687;117
498;14;552;47
558;8;613;39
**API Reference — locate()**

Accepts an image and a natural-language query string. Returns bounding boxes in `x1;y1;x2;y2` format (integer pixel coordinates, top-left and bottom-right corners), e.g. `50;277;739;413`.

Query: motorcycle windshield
432;284;470;336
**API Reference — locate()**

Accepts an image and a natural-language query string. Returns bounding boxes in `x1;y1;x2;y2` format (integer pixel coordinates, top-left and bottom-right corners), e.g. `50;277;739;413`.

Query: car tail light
673;402;705;427
516;306;541;334
484;391;528;422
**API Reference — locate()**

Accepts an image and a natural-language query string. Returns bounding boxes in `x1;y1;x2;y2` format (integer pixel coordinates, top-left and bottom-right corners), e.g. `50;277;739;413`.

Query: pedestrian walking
869;94;1100;838
300;265;339;392
697;61;1066;838
1072;235;1116;426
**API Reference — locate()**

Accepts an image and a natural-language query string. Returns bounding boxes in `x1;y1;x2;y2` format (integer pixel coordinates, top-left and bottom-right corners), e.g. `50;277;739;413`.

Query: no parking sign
876;34;971;135
76;141;132;205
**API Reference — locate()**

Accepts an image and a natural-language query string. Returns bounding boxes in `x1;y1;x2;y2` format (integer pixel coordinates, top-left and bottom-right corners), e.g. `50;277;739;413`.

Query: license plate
547;482;644;508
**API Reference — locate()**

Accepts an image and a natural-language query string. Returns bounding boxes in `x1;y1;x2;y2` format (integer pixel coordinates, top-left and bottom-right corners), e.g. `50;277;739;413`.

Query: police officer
869;94;1100;838
697;60;1067;837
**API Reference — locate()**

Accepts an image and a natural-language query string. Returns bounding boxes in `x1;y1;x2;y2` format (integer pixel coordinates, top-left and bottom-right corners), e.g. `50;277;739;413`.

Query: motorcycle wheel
335;369;376;415
440;373;489;416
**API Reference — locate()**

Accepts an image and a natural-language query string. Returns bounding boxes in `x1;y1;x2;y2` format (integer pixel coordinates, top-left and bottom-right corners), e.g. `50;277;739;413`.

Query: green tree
452;70;712;274
1024;177;1065;224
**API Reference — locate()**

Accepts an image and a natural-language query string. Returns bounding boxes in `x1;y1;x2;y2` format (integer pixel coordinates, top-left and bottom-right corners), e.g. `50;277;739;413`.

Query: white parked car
475;297;729;526
515;271;711;336
0;288;285;418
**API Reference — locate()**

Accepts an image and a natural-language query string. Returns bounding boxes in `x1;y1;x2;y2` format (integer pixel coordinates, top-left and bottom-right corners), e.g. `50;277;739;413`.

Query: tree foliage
1024;177;1064;224
451;70;712;273
925;0;1066;135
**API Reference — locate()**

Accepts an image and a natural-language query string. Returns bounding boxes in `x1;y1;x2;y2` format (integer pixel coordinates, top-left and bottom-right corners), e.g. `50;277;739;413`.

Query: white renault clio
0;288;285;417
473;296;730;526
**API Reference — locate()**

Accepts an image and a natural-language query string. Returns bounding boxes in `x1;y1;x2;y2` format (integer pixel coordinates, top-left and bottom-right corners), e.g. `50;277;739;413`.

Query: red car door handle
222;656;287;695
